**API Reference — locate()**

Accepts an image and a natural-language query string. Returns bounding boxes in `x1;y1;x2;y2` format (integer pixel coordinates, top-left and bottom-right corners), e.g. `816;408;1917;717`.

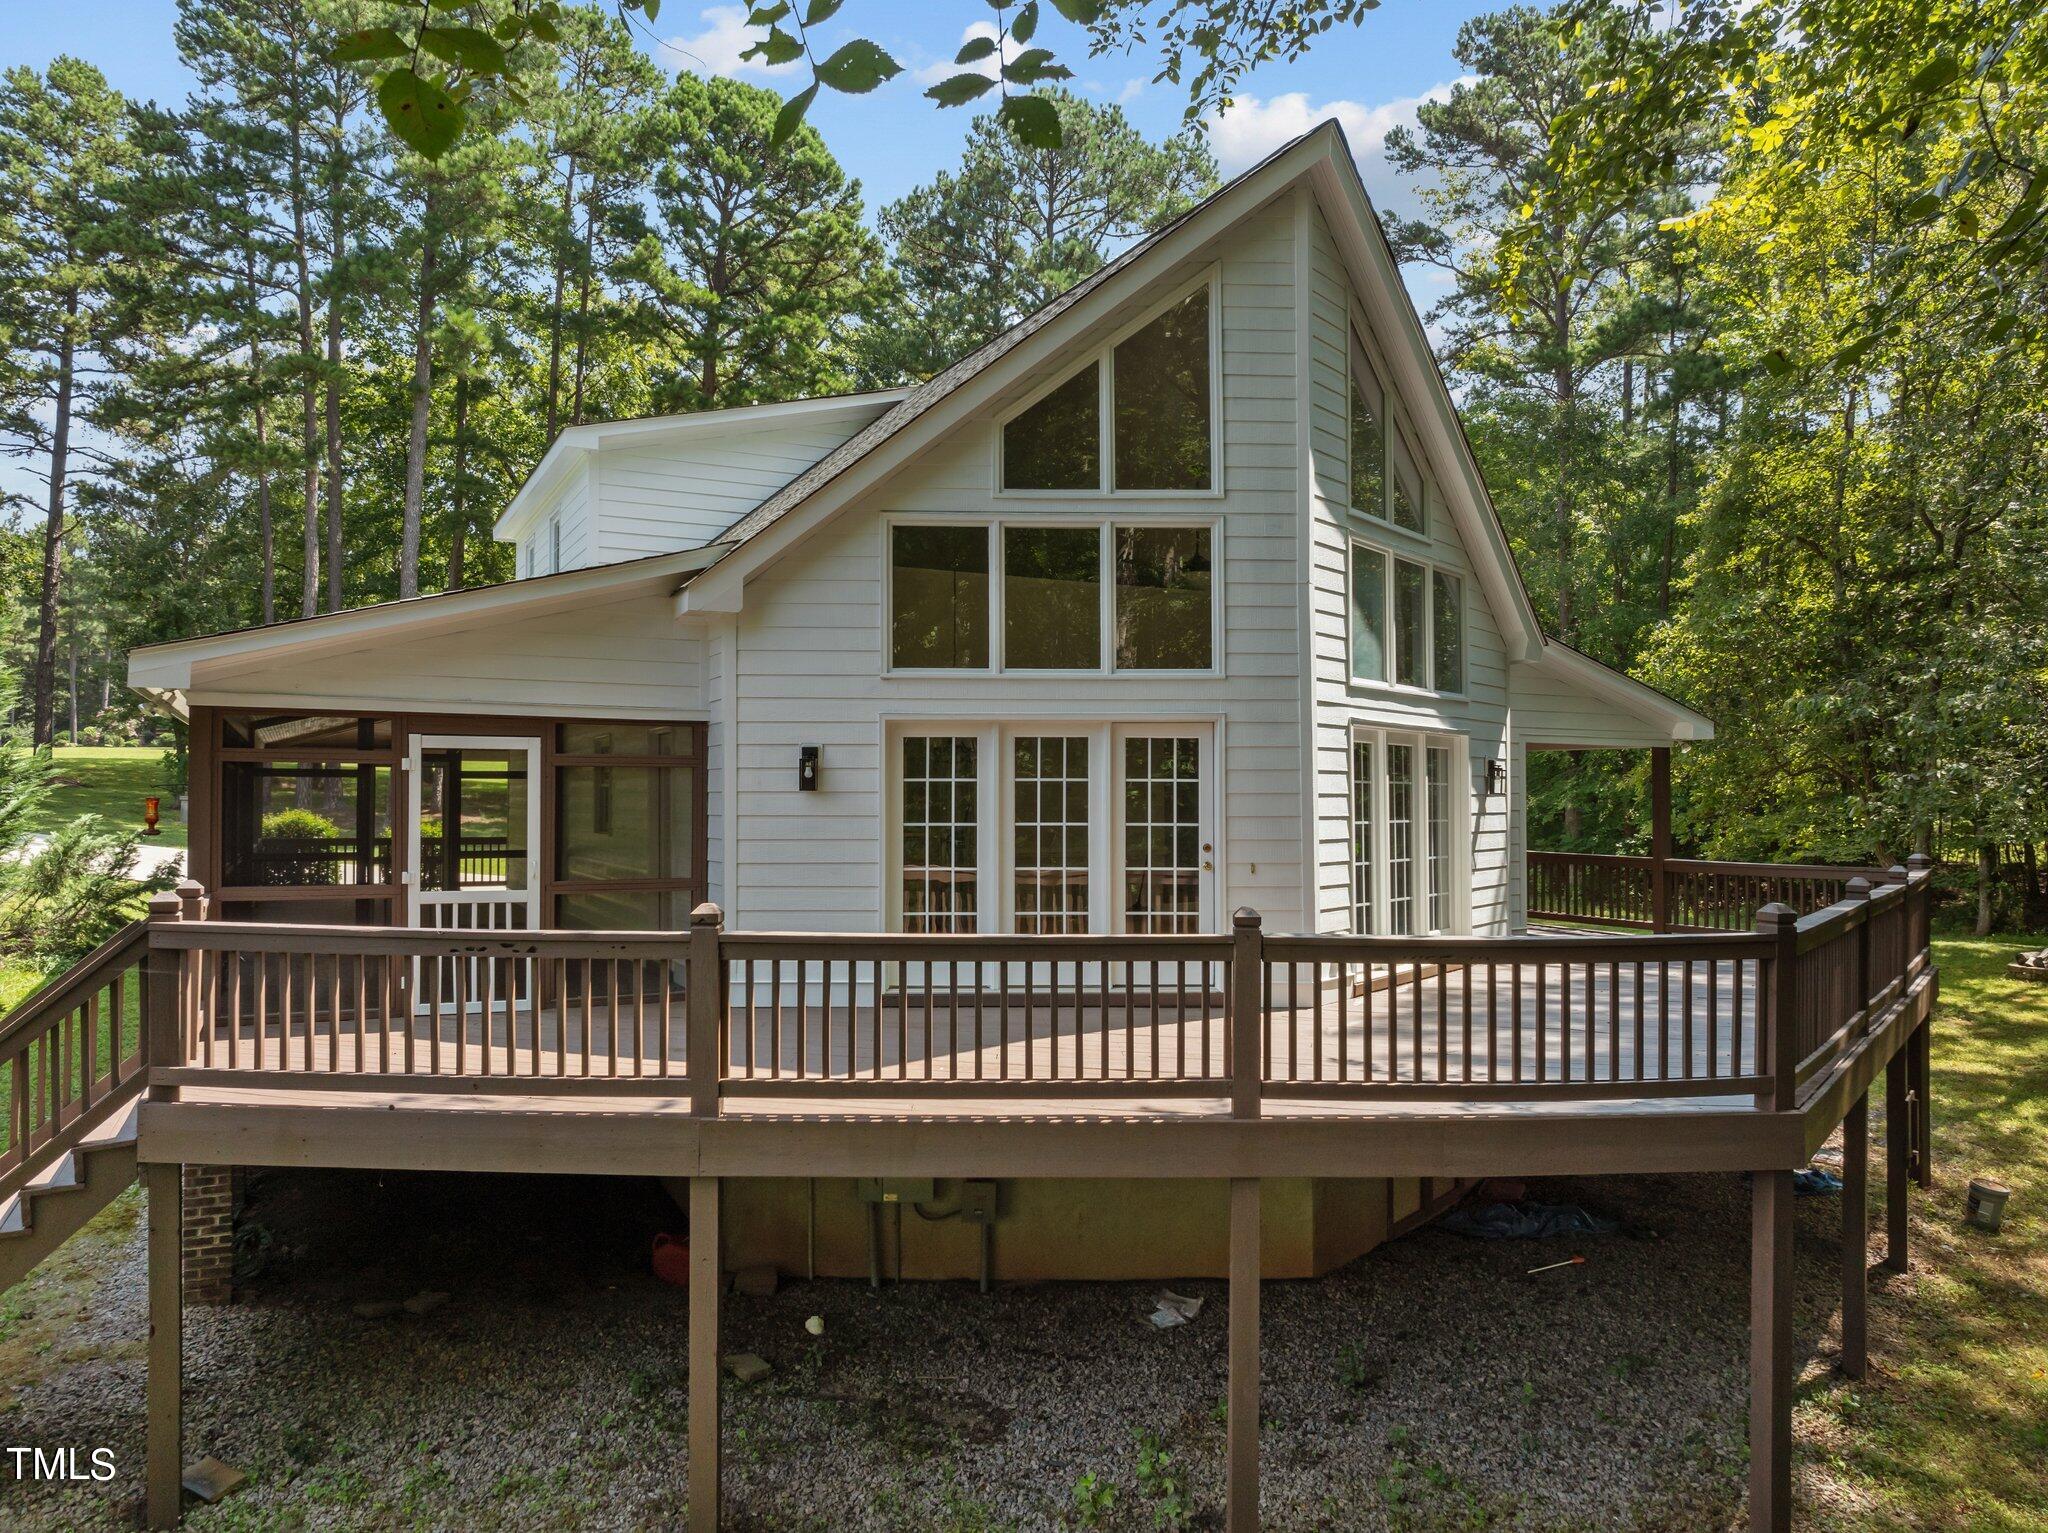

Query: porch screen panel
901;736;979;933
1012;736;1090;934
1123;736;1201;934
1386;742;1417;935
1350;740;1374;934
220;761;394;887
551;723;705;929
1426;746;1452;933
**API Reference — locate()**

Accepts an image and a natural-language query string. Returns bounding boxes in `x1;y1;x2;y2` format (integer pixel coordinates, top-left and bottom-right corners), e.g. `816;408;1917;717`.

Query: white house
129;120;1709;948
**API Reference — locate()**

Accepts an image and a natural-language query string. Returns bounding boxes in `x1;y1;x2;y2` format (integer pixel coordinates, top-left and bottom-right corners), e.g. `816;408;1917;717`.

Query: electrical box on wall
855;1177;935;1205
957;1180;998;1225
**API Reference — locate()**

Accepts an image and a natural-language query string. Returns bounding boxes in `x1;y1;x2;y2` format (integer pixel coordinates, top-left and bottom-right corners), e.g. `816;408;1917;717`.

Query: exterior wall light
799;745;821;791
1483;758;1507;797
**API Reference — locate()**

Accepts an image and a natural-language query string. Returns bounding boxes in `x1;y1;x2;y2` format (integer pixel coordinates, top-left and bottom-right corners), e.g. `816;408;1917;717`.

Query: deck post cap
147;891;183;919
1906;852;1933;870
1754;901;1798;933
1845;876;1873;899
1231;907;1262;929
690;901;724;927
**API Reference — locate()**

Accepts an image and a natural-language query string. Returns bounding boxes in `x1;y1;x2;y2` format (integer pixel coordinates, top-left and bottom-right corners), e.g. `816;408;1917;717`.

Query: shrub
260;807;343;841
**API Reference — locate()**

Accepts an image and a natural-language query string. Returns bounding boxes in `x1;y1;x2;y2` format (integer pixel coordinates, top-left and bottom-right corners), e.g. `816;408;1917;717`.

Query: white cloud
913;21;1020;86
661;4;801;79
1116;78;1146;106
1207;81;1473;217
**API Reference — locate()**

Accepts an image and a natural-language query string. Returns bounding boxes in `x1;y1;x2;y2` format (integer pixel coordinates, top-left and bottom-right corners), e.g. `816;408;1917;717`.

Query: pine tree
0;58;145;744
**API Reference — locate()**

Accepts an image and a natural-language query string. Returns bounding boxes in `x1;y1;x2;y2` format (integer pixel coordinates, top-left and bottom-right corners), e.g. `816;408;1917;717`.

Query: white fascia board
1306;154;1548;663
129;545;730;692
492;390;912;541
683;133;1340;612
1522;642;1716;742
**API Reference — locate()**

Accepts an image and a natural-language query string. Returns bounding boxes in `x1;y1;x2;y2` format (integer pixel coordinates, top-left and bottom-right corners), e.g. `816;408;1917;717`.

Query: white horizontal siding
192;592;704;720
1304;199;1513;937
1509;661;1678;749
594;416;884;564
728;200;1308;934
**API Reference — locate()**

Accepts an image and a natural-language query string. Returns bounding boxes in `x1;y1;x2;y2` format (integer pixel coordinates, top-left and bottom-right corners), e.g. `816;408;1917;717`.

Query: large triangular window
1000;282;1214;492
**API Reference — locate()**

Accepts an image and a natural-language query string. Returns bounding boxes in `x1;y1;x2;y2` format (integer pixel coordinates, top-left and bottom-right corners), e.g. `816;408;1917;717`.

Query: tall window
1432;571;1464;694
891;524;991;669
1349;344;1385;516
1004;526;1101;669
1013;736;1090;934
1003;364;1100;490
1426;747;1451;933
1350;739;1374;934
1349;544;1387;682
1386;742;1417;936
1113;289;1211;490
1114;526;1212;669
1001;282;1214;492
1393;559;1427;688
900;736;979;933
1348;540;1465;694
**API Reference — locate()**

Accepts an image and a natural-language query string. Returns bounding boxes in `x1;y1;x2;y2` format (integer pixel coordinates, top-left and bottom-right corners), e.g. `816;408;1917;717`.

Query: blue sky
0;0;1492;223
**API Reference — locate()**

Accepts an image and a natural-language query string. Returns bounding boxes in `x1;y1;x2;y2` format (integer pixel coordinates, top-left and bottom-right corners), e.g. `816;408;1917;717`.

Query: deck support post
1883;1049;1910;1272
689;1176;721;1533
1840;1092;1868;1378
1226;1177;1260;1533
1649;746;1672;931
1910;1021;1932;1189
1749;1167;1794;1533
145;1160;183;1531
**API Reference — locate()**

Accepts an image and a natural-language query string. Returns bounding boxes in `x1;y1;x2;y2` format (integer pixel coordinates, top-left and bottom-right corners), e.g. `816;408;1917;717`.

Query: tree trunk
545;162;576;440
571;194;596;424
1975;842;1997;937
290;112;321;619
32;292;77;746
400;205;439;600
65;604;79;743
324;97;349;613
447;370;469;590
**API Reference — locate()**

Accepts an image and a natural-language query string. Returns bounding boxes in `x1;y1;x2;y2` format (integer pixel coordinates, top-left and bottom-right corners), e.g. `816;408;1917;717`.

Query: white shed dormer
495;388;910;574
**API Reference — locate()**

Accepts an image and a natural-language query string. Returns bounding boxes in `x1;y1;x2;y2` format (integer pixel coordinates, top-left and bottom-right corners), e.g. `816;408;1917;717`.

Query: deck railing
0;915;159;1208
143;856;1936;1118
1528;851;1897;932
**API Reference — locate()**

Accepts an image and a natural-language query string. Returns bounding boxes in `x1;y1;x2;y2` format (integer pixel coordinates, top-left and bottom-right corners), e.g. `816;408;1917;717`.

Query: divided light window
1348;540;1464;694
891;520;1214;673
1002;285;1213;492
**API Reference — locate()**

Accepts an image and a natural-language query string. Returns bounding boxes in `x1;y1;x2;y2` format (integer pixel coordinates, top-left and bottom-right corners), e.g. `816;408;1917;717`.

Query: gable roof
495;387;911;541
680;120;1549;665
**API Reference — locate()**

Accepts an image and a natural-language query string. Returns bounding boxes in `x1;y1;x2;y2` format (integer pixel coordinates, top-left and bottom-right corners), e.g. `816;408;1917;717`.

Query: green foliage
259;806;344;841
872;88;1215;378
1066;1470;1115;1528
1131;1429;1191;1530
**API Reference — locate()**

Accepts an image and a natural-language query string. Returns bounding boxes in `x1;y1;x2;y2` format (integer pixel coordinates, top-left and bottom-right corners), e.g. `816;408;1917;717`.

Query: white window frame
883;719;1220;936
994;267;1224;500
1346;316;1431;546
1345;533;1466;699
882;513;1225;680
1348;724;1470;936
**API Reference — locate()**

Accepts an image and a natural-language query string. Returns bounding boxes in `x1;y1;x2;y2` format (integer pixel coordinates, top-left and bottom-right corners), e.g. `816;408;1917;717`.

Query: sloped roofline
677;121;1551;660
1521;639;1716;741
129;542;731;694
493;387;912;541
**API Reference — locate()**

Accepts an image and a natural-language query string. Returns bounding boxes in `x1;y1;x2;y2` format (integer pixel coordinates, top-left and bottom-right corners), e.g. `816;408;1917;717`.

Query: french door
1350;728;1465;936
405;736;542;932
894;722;1217;935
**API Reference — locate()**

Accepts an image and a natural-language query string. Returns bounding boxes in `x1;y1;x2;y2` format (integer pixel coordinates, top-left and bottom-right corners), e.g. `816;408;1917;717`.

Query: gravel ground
0;1165;1862;1531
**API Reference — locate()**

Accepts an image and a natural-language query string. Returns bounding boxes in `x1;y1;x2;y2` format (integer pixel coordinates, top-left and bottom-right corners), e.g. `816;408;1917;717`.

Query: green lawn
27;744;186;850
1804;931;2048;1531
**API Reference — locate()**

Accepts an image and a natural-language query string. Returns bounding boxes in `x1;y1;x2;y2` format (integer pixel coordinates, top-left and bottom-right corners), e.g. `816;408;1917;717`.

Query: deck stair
0;920;155;1295
0;1098;140;1291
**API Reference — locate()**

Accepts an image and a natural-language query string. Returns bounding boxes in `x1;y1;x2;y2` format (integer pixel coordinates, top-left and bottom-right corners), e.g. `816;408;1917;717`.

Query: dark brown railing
1529;851;1896;932
0;919;156;1205
145;857;1937;1118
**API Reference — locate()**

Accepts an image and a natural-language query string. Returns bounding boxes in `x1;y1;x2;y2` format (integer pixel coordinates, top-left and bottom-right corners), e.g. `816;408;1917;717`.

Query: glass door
1115;729;1214;934
407;736;540;932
